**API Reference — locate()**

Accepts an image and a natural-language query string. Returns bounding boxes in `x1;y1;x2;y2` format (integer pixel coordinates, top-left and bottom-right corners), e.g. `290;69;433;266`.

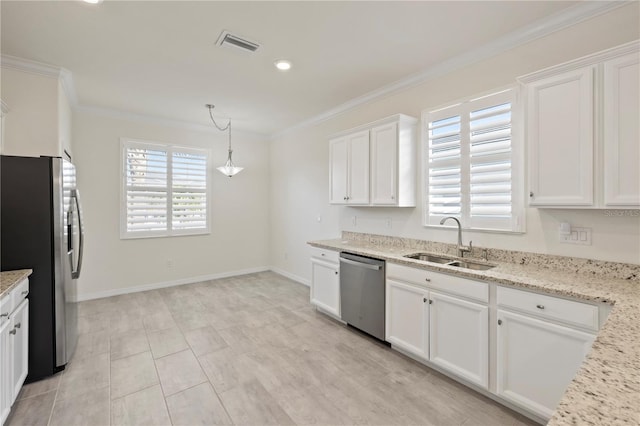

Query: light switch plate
559;227;592;245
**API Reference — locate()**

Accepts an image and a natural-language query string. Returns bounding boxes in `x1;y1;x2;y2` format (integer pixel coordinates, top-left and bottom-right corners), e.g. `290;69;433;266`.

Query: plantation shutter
172;151;208;230
427;112;463;225
425;89;520;231
468;91;514;230
124;145;169;234
122;140;209;238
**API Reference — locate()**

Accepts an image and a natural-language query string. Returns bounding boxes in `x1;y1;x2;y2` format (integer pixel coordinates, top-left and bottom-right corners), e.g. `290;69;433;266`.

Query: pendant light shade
206;104;243;177
216;149;244;177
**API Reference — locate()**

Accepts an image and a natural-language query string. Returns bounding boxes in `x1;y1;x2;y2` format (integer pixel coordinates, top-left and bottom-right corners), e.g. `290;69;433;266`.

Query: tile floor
6;272;536;426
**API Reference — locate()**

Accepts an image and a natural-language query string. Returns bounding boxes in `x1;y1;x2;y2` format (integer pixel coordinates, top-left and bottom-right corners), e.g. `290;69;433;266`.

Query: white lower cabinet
429;291;488;388
385;279;428;358
9;300;28;402
385;265;489;389
495;284;599;420
385;262;604;422
310;249;340;318
0;317;11;425
0;278;29;426
496;309;595;420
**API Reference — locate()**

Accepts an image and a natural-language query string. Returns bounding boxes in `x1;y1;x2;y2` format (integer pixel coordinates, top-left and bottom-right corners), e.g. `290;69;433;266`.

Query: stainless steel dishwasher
339;252;385;340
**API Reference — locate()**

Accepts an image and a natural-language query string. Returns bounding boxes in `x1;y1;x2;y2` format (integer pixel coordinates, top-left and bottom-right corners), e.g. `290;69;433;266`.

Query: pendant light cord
207;104;233;153
207;104;230;132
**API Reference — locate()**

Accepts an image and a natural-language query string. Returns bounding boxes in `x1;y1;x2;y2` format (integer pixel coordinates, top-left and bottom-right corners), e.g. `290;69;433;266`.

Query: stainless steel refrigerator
1;155;83;382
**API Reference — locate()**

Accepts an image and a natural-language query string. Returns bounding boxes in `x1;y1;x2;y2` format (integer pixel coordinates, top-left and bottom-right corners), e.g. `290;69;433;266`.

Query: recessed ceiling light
275;60;292;71
83;0;103;4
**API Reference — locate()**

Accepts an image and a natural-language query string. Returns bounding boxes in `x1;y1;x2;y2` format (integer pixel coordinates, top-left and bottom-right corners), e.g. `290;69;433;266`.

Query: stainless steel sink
404;253;496;271
403;253;454;264
447;260;496;271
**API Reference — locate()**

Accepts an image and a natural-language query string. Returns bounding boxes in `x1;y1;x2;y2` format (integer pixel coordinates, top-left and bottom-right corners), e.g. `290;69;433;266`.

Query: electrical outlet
559;227;592;245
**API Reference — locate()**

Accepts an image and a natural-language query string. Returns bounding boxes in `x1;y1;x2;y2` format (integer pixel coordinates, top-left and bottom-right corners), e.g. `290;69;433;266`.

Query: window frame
421;86;525;234
120;138;211;240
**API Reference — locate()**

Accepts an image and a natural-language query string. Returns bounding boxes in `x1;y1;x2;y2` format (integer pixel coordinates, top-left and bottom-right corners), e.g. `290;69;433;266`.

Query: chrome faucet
440;216;472;258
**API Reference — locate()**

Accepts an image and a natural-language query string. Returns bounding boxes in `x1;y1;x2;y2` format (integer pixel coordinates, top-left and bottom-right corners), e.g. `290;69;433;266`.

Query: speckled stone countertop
309;233;640;426
0;270;32;299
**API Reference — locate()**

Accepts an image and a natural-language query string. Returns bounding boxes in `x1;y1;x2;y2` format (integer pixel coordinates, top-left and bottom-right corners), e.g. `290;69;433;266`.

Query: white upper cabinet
371;123;398;205
329;114;417;207
348;130;371;205
526;66;594;206
329;136;349;204
603;52;640;206
520;41;640;209
329;130;370;205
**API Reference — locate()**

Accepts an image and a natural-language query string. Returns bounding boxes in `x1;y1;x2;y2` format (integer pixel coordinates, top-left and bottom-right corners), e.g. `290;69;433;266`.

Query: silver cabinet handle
339;257;381;271
21;290;28;296
0;312;8;318
536;304;545;310
498;319;503;325
334;271;338;275
15;322;21;329
423;297;427;303
529;191;534;197
10;329;17;335
425;278;431;282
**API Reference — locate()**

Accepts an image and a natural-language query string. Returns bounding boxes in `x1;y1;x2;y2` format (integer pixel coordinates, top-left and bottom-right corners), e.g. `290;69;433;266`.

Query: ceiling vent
216;30;260;53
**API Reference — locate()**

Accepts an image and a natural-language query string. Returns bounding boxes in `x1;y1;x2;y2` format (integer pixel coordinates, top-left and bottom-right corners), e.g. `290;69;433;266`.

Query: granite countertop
309;237;640;426
0;269;32;299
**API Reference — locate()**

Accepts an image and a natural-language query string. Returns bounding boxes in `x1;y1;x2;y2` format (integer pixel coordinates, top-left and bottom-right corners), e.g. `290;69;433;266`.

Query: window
423;88;524;232
120;139;210;239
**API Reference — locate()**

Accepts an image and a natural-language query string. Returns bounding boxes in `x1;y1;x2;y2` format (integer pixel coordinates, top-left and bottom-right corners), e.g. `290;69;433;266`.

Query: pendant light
206;104;244;177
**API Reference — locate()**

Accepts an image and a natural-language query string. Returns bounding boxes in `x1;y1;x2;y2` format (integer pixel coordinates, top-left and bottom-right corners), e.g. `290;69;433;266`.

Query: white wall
0;67;61;157
73;110;270;299
269;3;640;283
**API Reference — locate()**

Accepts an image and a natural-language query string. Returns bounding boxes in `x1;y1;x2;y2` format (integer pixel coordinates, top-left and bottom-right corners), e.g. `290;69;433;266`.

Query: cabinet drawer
497;286;598;331
310;247;339;264
387;263;488;303
11;279;29;314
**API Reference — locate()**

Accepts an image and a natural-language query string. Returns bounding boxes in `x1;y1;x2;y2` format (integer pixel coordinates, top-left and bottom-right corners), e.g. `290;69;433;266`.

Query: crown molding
1;54;79;106
75;104;268;137
271;0;629;140
518;39;640;83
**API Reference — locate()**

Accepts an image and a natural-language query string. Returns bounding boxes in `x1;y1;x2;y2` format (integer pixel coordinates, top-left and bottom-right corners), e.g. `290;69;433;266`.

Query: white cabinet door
370;123;398;205
310;259;340;318
603;52;640;206
496;309;595;420
527;66;594;206
385;279;428;359
429;291;488;389
329;137;349;204
347;130;370;205
0;319;11;425
9;299;28;403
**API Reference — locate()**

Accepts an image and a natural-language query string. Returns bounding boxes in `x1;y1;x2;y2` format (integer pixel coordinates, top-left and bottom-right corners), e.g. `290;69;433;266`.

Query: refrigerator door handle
71;189;84;279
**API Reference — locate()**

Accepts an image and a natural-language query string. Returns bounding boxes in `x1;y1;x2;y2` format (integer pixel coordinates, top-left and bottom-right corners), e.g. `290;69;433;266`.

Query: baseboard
75;266;271;301
269;267;310;287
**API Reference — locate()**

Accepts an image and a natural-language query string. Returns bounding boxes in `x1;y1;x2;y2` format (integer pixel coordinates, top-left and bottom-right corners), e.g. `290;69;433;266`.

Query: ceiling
1;1;590;134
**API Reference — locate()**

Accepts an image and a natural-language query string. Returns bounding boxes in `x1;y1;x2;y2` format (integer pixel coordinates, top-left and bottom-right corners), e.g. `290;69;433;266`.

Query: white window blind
121;139;210;238
424;89;523;232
